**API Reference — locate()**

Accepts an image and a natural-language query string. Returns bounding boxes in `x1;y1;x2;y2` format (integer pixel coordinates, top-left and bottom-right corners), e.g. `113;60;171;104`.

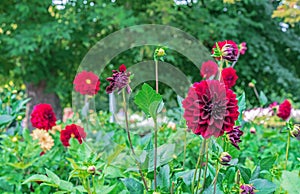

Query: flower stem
213;162;220;194
155;60;159;93
192;139;206;193
183;128;187;169
154;119;158;191
285;131;290;170
199;140;209;194
92;175;96;194
253;86;260;103
122;89;149;191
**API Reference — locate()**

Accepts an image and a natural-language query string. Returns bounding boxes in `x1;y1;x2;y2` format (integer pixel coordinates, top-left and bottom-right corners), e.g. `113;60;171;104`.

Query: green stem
192;139;206;193
155;60;159;93
199;140;209;194
213;162;220;194
154;119;158;191
92;175;96;194
122;89;149;191
285;131;290;170
86;177;92;194
183;128;187;169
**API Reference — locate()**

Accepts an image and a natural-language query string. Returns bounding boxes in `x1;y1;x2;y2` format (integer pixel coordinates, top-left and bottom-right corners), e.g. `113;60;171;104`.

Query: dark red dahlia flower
106;64;131;94
212;40;238;62
221;67;238;89
239;42;247;55
30;104;57;130
226;126;243;150
240;184;255;194
277;99;292;120
60;124;86;147
182;80;239;139
200;60;218;79
73;71;100;96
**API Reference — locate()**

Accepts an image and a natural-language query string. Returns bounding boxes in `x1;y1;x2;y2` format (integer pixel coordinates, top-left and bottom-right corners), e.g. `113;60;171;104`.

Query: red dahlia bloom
277;99;292;120
200;60;218;79
239;42;247;55
106;64;131;94
221;67;238;88
60;124;86;147
212;40;238;62
182;80;239;139
30;104;57;130
73;71;100;96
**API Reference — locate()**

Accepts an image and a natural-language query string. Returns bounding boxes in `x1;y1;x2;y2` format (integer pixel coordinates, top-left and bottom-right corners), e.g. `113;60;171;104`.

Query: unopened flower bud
250;127;256;134
17;115;23;121
248;82;255;88
12;136;18;142
219;152;232;166
87;166;96;174
156;48;165;57
167;121;176;131
290;124;300;138
240;184;255;194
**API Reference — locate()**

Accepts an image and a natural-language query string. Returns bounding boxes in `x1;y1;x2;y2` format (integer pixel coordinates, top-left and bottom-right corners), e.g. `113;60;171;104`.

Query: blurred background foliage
0;0;299;116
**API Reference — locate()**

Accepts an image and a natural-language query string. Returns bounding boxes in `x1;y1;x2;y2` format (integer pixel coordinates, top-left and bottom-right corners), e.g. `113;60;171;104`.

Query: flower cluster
182;80;239;138
30;104;57;131
73;71;100;96
60;124;86;147
106;64;131;94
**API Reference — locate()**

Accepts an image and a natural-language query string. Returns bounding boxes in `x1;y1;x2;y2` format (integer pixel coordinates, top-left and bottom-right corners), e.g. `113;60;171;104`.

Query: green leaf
203;184;223;194
107;144;125;165
238;165;251;184
175;169;196;187
121;178;143;194
46;168;61;185
250;179;276;194
148;144;175;172
0;115;14;125
259;155;277;170
23;175;51;184
157;164;170;191
134;83;163;118
237;92;246;124
281;170;300;194
259;91;268;106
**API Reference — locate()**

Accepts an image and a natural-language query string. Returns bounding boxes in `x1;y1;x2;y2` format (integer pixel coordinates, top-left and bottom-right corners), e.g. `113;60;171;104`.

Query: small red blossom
119;64;127;72
30;104;57;130
60;124;86;147
200;60;218;79
73;71;100;96
277;99;292;120
182;80;239;139
239;42;247;55
106;64;131;94
212;40;238;62
221;67;238;89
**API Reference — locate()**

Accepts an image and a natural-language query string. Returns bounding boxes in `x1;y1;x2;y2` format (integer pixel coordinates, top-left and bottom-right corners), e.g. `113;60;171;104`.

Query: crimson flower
221;67;238;89
60;124;86;147
239;42;247;55
240;184;255;194
182;80;239;139
277;99;292;120
200;60;218;79
30;104;57;130
106;64;131;94
226;126;243;150
73;71;100;96
212;40;238;62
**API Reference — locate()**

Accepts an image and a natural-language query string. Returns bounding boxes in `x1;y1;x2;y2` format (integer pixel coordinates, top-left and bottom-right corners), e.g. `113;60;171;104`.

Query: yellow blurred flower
31;129;54;152
9;81;14;86
0;28;3;34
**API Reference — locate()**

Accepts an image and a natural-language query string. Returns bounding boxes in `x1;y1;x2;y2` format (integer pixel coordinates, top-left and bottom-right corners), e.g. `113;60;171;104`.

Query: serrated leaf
134;83;163;118
122;178;143;194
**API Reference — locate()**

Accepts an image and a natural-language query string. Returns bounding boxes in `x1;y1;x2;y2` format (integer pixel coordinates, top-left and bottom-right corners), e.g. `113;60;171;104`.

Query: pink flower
239;42;247;55
277;100;292;120
73;71;100;96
